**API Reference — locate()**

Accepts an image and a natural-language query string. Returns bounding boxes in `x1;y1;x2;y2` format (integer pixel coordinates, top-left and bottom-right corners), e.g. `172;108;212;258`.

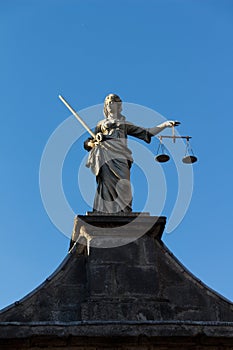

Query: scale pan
182;155;198;164
155;154;170;163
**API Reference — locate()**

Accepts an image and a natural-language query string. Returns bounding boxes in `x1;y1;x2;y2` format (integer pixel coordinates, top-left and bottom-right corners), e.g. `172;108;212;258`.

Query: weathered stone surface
0;214;233;348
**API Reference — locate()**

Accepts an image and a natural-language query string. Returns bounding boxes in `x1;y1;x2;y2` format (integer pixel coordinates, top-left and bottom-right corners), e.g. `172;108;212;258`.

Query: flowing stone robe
84;115;152;214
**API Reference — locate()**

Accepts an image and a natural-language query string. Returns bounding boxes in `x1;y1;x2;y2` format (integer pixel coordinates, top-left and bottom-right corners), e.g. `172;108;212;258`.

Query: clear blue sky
1;0;233;310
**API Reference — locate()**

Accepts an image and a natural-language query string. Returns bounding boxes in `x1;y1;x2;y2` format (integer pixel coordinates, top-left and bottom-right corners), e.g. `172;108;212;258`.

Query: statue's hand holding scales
148;120;180;136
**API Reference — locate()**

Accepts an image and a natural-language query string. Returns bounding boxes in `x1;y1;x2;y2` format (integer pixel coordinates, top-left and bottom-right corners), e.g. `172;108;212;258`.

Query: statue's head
103;93;122;118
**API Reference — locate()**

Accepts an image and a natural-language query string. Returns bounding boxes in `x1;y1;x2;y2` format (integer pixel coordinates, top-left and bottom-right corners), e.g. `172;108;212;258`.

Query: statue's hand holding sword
58;95;102;147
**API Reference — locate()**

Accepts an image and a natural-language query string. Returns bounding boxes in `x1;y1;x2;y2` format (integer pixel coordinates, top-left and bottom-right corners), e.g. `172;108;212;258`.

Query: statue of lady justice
84;93;179;214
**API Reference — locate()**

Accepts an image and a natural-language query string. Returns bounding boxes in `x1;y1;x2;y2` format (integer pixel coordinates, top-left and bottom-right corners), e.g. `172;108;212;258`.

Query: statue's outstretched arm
149;121;180;136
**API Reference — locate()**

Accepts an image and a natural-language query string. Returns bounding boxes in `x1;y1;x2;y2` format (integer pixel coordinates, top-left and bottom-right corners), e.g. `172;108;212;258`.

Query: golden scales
155;122;198;164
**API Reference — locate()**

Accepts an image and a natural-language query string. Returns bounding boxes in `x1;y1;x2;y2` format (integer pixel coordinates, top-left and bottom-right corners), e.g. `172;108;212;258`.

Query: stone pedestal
71;215;166;321
69;213;166;251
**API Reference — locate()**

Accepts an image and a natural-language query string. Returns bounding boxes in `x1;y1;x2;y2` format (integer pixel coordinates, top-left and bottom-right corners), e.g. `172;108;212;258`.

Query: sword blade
59;95;96;139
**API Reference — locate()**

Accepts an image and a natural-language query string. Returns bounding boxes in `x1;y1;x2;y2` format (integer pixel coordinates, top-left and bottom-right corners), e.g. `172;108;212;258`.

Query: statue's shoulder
94;119;105;131
96;119;105;127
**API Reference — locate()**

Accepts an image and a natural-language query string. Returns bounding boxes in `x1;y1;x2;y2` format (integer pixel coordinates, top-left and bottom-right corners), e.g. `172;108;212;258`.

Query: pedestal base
69;214;166;252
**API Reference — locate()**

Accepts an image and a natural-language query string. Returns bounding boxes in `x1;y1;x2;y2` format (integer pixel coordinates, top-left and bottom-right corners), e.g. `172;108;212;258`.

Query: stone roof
0;215;233;348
